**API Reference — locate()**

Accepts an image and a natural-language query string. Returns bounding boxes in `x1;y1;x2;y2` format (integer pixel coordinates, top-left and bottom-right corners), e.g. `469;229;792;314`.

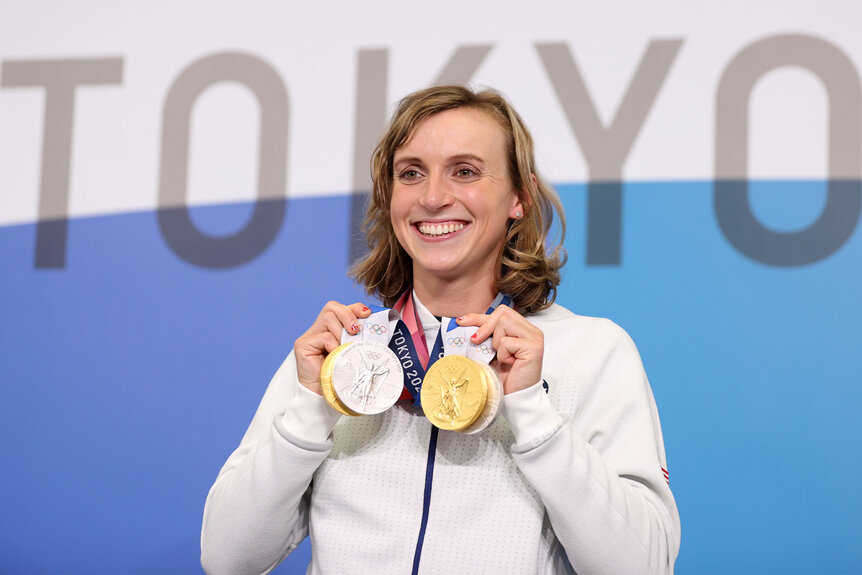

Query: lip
412;219;470;240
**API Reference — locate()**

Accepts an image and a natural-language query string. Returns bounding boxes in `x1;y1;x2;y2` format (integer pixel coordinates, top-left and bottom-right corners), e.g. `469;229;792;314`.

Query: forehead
394;107;508;162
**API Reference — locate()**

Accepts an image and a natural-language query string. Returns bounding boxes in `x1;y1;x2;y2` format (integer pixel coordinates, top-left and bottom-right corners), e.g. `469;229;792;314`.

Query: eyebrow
393;153;486;168
392;155;423;168
447;154;485;165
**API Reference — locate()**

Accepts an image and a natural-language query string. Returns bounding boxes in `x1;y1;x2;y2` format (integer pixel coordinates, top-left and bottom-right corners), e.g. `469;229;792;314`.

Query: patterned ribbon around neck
386;290;511;406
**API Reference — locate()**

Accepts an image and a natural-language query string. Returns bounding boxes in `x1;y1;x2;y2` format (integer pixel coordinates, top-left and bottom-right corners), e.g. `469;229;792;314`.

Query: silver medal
461;361;503;434
331;340;404;415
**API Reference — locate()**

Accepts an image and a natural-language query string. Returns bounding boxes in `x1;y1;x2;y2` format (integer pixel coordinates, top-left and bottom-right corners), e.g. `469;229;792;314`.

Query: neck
412;269;498;317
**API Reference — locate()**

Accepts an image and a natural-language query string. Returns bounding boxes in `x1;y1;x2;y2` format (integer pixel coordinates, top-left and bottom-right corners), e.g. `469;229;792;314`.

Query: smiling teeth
418;222;465;237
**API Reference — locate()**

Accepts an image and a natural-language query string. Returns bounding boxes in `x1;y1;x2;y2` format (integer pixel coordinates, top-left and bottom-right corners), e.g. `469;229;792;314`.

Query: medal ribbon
390;291;512;406
441;317;494;366
340;306;400;346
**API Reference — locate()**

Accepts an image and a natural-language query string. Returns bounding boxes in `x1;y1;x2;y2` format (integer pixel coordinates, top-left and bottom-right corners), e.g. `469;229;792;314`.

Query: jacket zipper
410;426;439;575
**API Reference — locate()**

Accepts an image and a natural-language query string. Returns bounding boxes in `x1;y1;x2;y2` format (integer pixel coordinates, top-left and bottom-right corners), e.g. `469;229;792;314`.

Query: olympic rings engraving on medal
367;323;387;335
447;336;466;347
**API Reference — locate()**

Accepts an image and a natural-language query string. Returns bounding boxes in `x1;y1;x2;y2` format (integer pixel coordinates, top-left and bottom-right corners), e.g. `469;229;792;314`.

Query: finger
487;322;544;370
320;331;343;354
470;304;526;341
331;301;373;332
298;301;360;356
296;330;341;358
348;302;372;318
316;301;367;336
493;334;522;365
494;334;542;364
455;312;489;327
295;331;342;387
321;312;354;341
495;334;513;362
470;308;520;346
491;357;512;374
456;313;494;345
494;308;542;340
492;335;544;394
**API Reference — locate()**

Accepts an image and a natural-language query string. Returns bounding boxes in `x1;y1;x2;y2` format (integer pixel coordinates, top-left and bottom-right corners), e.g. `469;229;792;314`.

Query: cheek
467;190;513;226
389;191;411;239
389;190;404;223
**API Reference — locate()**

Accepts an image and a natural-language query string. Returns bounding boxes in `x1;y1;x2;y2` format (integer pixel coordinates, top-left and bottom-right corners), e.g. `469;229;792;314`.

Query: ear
509;173;536;218
509;194;524;219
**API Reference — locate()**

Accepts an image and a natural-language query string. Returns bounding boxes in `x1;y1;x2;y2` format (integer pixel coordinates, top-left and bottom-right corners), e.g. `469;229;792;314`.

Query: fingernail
362;306;369;312
470;333;477;339
351;323;360;332
456;316;464;322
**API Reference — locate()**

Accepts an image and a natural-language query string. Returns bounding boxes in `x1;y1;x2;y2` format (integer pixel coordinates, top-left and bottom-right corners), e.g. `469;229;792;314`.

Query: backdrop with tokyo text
1;2;860;573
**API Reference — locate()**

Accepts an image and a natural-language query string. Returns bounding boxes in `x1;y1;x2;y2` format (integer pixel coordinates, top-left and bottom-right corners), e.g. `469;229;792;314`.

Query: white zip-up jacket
201;303;681;574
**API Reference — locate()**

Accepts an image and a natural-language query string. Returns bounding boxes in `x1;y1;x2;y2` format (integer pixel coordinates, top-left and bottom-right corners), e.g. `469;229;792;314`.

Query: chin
410;256;458;278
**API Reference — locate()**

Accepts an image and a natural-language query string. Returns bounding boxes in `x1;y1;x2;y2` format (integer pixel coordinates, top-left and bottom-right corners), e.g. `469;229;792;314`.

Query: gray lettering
1;58;123;268
158;52;288;268
715;34;861;265
537;40;683;265
349;49;389;264
432;45;494;86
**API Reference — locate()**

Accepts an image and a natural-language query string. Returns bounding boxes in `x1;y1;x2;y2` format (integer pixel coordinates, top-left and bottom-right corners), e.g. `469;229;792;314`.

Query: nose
418;171;453;211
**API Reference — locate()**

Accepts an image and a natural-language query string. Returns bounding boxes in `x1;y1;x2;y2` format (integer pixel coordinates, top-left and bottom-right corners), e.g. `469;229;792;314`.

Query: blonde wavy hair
350;85;567;314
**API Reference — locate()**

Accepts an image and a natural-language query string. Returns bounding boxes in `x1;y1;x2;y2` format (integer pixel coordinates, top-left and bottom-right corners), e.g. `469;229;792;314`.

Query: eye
397;168;423;183
454;166;479;180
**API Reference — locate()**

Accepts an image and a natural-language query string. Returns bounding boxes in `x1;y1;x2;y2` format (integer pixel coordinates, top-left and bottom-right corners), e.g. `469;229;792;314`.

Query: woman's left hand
456;305;544;395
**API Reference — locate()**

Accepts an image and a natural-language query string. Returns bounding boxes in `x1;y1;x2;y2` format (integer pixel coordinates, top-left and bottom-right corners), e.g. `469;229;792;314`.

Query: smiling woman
200;85;681;575
356;86;567;317
388;107;524;308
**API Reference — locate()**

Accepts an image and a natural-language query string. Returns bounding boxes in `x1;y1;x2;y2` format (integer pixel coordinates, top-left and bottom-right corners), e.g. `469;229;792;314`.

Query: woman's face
390;107;523;287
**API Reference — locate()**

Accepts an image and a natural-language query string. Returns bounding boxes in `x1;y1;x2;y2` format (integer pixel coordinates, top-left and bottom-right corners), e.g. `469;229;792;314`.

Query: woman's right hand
294;301;371;394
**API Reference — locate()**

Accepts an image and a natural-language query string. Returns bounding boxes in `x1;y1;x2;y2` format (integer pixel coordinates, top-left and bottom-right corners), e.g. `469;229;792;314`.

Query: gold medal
319;343;360;416
421;355;488;431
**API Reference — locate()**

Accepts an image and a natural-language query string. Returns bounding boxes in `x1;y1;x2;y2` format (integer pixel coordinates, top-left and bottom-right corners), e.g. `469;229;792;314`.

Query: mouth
415;221;468;238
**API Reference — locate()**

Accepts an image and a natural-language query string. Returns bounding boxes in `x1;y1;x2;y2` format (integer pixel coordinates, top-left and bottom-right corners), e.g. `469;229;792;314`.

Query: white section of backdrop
1;0;860;226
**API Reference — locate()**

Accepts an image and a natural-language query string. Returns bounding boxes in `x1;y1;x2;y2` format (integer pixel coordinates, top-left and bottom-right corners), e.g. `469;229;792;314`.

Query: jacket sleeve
502;317;681;575
200;352;342;575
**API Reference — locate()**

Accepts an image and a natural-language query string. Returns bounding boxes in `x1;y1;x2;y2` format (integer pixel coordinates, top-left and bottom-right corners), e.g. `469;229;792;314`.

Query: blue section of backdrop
1;181;860;574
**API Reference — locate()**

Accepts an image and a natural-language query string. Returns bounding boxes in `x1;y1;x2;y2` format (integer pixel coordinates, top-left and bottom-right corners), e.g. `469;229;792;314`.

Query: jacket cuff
276;383;343;449
502;380;564;449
